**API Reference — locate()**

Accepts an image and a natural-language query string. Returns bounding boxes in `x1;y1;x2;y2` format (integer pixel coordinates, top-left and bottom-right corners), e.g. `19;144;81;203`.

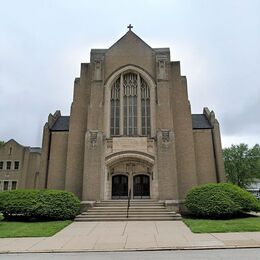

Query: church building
38;27;225;211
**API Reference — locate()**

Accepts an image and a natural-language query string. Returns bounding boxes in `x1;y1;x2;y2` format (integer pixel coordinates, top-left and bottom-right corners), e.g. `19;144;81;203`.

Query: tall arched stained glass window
141;78;151;136
110;78;120;136
110;72;151;137
123;73;137;136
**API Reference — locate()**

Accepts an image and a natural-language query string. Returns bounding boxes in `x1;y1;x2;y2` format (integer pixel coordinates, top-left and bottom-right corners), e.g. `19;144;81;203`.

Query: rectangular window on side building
0;161;3;170
11;181;17;190
3;181;9;190
6;161;11;170
14;161;19;170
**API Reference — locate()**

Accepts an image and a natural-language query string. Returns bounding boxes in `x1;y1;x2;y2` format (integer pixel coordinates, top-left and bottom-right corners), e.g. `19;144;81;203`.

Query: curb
1;244;260;254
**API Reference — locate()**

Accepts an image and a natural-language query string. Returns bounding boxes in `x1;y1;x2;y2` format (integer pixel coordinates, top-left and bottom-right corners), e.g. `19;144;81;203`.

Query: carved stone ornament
107;139;112;149
156;55;168;80
89;131;98;147
162;129;170;143
106;139;113;154
94;60;102;81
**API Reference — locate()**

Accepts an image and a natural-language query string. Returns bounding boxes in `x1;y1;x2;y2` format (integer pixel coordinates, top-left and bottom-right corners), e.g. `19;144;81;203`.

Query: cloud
0;0;259;148
221;97;260;136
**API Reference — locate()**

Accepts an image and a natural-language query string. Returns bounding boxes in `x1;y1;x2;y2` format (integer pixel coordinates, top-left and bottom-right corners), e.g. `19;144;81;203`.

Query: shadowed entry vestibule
109;159;153;199
112;174;128;199
105;151;157;200
111;172;151;199
133;174;150;198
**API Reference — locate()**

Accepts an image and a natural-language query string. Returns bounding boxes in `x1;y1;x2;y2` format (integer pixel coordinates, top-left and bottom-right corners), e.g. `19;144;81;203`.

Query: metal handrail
126;189;131;218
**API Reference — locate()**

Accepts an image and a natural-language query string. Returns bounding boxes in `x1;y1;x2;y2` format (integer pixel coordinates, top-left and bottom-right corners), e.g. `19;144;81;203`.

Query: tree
223;143;260;188
0;140;4;148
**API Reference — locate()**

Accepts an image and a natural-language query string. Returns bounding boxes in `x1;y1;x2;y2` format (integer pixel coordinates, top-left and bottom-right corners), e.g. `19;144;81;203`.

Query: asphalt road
1;249;260;260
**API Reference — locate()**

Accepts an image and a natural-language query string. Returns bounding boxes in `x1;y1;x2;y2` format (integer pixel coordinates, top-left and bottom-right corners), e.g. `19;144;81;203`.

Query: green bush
185;183;260;218
220;183;260;212
0;189;80;220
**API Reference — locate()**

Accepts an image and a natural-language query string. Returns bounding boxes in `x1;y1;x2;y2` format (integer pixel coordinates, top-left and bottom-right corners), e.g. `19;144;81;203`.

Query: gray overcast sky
0;0;259;148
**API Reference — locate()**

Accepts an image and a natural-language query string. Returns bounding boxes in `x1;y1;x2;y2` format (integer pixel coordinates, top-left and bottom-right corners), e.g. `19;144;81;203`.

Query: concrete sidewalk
1;221;260;253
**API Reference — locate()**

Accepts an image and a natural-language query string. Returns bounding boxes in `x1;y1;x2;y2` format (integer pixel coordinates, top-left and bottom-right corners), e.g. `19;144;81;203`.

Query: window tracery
110;78;120;136
110;72;151;137
141;78;151;136
123;73;137;136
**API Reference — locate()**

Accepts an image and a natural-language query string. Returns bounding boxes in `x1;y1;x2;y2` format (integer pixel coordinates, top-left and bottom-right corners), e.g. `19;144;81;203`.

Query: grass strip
183;216;260;233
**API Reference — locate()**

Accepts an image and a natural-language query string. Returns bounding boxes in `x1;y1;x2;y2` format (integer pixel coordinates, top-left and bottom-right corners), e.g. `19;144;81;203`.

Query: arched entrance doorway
105;151;156;200
112;174;128;199
133;174;150;198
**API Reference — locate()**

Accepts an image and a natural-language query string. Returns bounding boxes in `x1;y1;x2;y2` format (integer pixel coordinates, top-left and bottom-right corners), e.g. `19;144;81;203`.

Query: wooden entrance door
133;174;150;198
112;175;128;199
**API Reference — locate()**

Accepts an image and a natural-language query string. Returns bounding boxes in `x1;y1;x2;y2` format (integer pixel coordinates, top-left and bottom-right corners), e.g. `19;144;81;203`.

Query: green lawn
183;216;260;233
0;215;72;238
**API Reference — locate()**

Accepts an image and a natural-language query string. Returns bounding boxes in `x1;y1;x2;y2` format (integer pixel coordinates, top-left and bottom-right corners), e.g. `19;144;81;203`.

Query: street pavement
1;249;260;259
1;221;260;253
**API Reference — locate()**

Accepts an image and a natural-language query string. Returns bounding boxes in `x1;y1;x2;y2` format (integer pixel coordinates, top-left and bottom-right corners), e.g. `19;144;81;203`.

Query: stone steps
85;211;172;215
89;206;166;210
95;203;165;207
75;217;179;221
75;200;182;221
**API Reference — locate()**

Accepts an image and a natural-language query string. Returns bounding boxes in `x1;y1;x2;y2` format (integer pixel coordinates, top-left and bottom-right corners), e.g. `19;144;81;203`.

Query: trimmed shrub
220;183;260;212
0;189;80;220
185;183;260;218
35;190;80;220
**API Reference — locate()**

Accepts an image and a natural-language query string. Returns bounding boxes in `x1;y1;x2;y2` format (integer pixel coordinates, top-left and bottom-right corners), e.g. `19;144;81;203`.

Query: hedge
0;189;80;220
185;183;260;218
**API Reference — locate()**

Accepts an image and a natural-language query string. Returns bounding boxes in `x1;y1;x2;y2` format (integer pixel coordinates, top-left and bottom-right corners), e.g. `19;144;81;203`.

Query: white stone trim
0;180;18;191
105;152;154;167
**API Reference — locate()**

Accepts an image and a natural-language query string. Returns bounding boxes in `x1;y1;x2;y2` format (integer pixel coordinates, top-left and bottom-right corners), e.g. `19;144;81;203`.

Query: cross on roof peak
127;24;133;31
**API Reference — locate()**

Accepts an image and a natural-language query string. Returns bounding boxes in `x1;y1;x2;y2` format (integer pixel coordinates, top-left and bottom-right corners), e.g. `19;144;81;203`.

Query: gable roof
108;30;153;51
4;139;24;147
1;139;42;152
29;147;42;153
191;114;212;129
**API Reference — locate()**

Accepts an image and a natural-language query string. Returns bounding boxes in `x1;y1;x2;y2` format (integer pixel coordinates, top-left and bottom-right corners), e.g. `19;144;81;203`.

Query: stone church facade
35;28;225;210
0;28;226;211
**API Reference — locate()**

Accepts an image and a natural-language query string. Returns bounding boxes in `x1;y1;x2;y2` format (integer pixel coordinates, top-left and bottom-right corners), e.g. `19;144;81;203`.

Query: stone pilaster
82;130;104;201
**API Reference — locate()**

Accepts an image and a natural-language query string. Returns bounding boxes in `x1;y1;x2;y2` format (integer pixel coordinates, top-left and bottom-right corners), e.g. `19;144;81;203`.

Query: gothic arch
105;151;155;167
104;65;156;137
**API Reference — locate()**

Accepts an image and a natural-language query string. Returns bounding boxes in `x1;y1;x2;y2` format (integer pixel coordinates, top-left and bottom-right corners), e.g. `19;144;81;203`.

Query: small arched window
110;78;120;136
110;72;151;137
141;78;150;136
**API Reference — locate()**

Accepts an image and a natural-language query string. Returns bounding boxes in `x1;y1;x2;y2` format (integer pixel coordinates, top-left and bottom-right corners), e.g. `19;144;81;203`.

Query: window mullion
137;73;142;136
119;74;124;136
114;98;117;135
132;95;134;135
145;97;147;135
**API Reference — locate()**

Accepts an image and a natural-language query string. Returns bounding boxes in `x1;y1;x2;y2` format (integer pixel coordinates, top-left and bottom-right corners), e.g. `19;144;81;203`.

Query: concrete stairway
75;200;182;221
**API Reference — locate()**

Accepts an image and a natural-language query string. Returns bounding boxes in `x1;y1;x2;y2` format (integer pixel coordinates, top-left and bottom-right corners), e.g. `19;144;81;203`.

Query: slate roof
29;147;42;153
191;114;212;129
50;116;70;131
50;115;212;131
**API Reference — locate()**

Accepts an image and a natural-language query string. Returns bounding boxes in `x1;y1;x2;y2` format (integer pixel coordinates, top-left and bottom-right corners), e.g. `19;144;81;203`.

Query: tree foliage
223;143;260;188
0;141;4;148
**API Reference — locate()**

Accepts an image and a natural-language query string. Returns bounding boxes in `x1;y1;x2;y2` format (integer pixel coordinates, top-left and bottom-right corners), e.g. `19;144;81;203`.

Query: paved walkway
1;221;260;253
